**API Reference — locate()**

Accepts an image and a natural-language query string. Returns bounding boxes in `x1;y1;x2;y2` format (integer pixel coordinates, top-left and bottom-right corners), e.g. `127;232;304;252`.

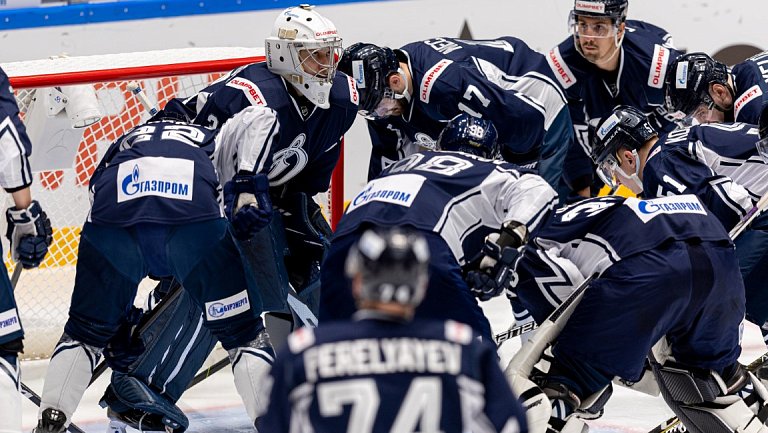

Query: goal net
2;47;344;360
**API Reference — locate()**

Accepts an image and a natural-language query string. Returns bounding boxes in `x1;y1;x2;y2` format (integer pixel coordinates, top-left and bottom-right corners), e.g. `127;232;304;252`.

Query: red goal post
2;47;345;360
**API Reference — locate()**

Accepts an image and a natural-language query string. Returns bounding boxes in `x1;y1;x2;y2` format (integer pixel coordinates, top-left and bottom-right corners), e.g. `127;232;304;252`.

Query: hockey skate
33;408;67;433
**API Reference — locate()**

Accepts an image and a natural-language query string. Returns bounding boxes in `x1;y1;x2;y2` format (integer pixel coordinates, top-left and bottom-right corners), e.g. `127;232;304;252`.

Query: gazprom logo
205;290;250;321
0;308;21;337
352;60;366;88
675;62;689;88
626;195;707;223
597;114;620;140
117;157;194;203
346;174;425;213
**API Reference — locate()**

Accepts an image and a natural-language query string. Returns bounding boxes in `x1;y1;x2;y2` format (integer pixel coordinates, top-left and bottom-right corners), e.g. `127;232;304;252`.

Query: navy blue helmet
345;227;430;308
436;113;500;159
665;52;731;116
338;42;399;117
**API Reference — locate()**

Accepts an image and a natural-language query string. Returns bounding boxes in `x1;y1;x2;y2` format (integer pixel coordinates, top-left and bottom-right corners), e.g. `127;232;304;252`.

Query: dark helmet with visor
337;42;400;119
591;105;658;193
664;52;731;121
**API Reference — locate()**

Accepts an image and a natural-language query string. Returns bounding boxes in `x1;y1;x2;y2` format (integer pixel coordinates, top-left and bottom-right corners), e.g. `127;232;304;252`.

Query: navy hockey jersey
367;36;567;177
642;122;766;229
731;51;768;124
533;194;731;278
337;150;557;265
164;62;358;196
547;21;682;188
0;67;33;191
88;120;223;226
260;317;528;433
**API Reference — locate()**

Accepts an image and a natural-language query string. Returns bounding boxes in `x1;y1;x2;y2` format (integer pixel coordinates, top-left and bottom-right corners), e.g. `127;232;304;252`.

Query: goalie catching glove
5;200;53;269
466;222;527;301
223;173;273;240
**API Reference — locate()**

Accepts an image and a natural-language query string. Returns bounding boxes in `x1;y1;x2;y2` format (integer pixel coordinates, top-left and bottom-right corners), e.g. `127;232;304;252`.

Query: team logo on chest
269;133;309;186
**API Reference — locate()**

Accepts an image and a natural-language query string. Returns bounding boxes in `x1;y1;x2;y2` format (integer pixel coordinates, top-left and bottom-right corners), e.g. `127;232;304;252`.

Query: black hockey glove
223;173;273;240
5;200;53;269
104;306;145;373
466;233;522;301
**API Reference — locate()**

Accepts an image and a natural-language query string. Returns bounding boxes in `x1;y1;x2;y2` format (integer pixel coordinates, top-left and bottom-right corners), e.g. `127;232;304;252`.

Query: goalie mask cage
1;47;345;360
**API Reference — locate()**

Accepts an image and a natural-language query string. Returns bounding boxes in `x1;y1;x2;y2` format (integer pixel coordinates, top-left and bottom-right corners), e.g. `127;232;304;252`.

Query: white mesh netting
2;48;275;360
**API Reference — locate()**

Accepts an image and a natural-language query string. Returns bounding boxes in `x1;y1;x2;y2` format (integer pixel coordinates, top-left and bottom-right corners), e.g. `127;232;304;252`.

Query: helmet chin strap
392;68;412;103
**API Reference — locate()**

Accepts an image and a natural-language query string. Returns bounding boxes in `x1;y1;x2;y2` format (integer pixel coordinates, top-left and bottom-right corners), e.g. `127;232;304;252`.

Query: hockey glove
104;306;145;373
223;173;273;240
5;200;53;269
466;233;522;301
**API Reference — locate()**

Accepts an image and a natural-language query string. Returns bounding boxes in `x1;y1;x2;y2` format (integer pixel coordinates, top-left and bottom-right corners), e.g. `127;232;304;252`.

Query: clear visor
569;12;620;38
296;38;343;83
596;153;621;190
360;87;401;120
757;136;768;164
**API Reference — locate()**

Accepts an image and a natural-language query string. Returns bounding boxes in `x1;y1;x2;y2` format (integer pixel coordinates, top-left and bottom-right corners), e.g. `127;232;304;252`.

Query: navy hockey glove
5;200;53;269
466;233;522;301
104;306;145;373
223;173;273;240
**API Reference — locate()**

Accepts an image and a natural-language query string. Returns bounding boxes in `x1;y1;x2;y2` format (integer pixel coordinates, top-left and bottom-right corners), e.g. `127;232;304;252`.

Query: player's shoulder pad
622;26;674;91
444;320;474;345
329;72;361;109
287;326;316;354
546;38;583;90
417;57;456;104
221;63;281;107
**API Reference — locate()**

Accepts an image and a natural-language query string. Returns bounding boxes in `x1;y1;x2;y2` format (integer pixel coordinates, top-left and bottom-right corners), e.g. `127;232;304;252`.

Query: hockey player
319;113;558;341
509;194;767;433
590;105;768;343
0;66;53;433
31;110;283;432
337;37;572;200
665;51;768;126
546;0;681;197
261;227;529;433
97;5;359;431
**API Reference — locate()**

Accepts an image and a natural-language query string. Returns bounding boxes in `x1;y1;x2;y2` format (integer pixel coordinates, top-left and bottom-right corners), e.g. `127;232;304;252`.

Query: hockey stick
494;318;538;348
11;266;86;433
287;283;318;328
126;81;159;117
730;192;768;240
645;351;768;433
505;273;596;378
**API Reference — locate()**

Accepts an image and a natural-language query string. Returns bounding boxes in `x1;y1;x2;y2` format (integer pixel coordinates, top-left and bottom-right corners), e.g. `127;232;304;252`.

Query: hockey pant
100;193;328;417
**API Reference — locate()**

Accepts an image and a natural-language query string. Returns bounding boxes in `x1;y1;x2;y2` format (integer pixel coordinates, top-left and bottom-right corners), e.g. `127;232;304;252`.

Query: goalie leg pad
654;361;768;433
100;373;189;433
39;333;102;426
229;329;275;423
0;352;21;433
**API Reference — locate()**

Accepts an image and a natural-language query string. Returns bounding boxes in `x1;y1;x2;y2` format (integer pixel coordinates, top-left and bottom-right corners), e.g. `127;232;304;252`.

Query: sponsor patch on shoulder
625;195;707;223
347;174;425;213
347;75;359;105
226;77;267;106
205;290;250;321
647;44;670;89
734;84;762;120
420;59;453;103
547;47;577;89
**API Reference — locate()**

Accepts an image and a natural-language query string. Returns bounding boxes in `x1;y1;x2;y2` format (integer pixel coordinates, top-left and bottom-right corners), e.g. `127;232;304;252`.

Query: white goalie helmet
265;4;343;109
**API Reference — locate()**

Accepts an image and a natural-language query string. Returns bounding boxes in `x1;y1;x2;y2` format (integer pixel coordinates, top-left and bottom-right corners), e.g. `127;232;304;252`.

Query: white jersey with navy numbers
731;51;768;124
337;150;557;265
0;67;33;191
643;122;766;229
533;195;731;278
